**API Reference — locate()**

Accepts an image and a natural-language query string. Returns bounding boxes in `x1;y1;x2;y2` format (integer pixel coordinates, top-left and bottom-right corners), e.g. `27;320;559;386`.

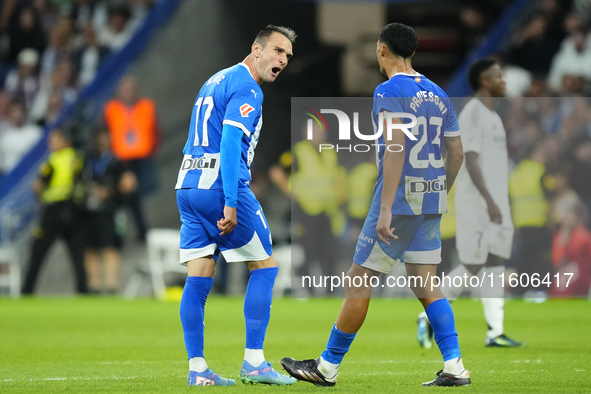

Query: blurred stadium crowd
0;0;155;295
0;0;589;298
461;0;591;298
284;0;591;298
0;0;153;176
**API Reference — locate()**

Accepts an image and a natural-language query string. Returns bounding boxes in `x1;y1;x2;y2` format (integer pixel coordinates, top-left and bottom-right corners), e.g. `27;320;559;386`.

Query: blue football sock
425;298;461;361
321;324;356;364
180;276;213;359
244;266;278;350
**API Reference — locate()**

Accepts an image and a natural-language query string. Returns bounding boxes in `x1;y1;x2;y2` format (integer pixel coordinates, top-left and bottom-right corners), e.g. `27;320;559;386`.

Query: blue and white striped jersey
370;73;460;215
175;63;263;191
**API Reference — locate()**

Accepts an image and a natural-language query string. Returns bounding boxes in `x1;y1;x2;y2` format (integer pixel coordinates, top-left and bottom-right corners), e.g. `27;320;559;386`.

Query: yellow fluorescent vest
509;159;549;228
40;147;83;203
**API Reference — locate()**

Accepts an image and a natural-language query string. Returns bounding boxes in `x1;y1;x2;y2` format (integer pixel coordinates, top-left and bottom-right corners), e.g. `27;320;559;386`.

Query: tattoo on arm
444;136;460;143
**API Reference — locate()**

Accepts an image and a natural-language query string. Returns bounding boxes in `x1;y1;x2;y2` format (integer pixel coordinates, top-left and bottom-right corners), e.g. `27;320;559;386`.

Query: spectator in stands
39;17;74;82
66;0;109;32
38;90;63;127
509;118;545;163
505;12;561;77
128;0;153;29
0;101;42;176
22;125;88;295
564;12;585;37
560;98;591;145
30;58;77;124
98;5;136;52
104;74;159;241
525;75;550;97
572;97;591;137
509;140;553;296
543;134;562;171
550;202;591;297
0;90;11;131
83;128;136;294
5;6;46;66
548;166;582;231
548;25;591;93
73;23;110;87
4;48;40;110
31;0;59;35
458;4;488;58
567;140;591;215
540;0;570;43
573;0;591;25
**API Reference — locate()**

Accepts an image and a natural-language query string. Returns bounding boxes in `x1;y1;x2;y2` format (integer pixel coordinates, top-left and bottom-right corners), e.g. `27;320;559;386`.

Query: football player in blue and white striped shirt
176;25;296;387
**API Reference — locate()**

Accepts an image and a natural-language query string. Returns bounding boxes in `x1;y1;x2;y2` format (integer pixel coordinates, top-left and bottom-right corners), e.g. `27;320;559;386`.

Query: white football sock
244;348;265;367
443;357;465;375
189;357;208;373
441;264;471;301
318;356;339;379
481;266;505;339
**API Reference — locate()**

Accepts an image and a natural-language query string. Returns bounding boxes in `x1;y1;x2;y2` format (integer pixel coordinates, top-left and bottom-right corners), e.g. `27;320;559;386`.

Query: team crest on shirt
415;76;421;83
240;103;255;117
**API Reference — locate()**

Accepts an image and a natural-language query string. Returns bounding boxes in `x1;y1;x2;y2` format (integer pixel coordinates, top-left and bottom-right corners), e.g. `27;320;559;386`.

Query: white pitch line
360;370;544;376
510;359;543;364
357;371;420;376
350;359;440;364
101;360;184;365
1;376;143;383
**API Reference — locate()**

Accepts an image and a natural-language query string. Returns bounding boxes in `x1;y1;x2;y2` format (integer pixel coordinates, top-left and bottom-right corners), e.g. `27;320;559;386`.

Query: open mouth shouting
271;66;282;78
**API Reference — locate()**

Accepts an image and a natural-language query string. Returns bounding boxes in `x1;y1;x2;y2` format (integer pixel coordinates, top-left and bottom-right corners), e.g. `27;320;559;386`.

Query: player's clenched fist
218;206;237;235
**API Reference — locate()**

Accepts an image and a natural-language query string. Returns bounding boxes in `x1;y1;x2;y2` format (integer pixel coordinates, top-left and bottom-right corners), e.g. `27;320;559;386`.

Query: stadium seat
0;247;20;298
147;228;184;300
272;244;292;296
123;228;182;300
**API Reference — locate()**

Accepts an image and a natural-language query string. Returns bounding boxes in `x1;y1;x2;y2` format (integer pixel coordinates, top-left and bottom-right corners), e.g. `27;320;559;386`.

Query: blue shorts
353;212;442;273
176;188;272;264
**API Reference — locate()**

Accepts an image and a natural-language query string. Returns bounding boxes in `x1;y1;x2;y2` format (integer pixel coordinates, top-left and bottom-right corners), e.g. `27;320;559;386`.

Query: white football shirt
455;98;511;216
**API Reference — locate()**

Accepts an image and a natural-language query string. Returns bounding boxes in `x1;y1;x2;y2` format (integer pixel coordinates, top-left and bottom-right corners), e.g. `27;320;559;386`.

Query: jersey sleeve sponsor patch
240;103;255;117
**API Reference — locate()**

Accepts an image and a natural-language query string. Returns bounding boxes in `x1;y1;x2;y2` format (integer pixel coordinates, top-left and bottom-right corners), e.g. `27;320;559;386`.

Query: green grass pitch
1;296;590;393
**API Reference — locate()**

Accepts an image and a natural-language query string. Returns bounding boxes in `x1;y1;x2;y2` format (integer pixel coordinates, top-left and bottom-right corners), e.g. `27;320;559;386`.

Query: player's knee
246;255;277;271
343;263;379;297
186;256;216;277
346;262;379;278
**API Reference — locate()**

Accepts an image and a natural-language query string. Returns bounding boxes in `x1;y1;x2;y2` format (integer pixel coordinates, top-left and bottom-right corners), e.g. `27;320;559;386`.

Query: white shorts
455;212;513;265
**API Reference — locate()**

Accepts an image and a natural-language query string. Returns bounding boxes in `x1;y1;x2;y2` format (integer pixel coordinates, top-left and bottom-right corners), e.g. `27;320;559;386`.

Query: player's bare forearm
376;131;405;244
380;132;406;212
465;151;502;223
464;151;494;203
443;136;463;192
